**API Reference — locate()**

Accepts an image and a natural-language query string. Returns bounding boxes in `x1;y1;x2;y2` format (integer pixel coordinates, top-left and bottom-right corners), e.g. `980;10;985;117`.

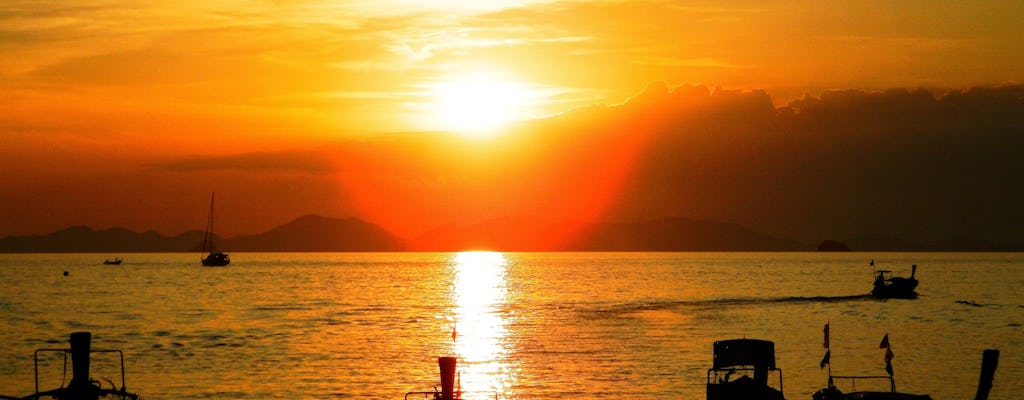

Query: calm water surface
0;252;1021;400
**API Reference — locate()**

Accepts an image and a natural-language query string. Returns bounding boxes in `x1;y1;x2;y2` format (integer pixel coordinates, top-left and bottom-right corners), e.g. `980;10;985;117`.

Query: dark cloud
5;78;1022;246
578;84;1024;244
154;150;337;175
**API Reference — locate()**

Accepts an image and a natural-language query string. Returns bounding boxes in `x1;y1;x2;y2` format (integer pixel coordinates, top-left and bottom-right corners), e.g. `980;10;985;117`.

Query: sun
423;74;538;139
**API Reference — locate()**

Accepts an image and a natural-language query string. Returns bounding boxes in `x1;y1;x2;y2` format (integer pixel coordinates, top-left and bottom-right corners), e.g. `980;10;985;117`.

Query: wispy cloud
4;0;1024;139
632;56;745;69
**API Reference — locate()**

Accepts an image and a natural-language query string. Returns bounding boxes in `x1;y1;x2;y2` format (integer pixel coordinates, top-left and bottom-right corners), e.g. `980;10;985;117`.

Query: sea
0;252;1020;400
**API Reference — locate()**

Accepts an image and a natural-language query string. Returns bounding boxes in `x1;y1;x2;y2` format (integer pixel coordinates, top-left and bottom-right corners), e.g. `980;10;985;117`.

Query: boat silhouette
871;262;919;298
199;192;230;267
0;332;140;400
813;327;999;400
404;356;501;400
706;339;785;400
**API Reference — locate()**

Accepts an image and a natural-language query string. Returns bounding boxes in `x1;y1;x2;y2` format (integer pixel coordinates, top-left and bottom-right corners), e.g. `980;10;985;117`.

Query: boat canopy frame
706;339;785;400
31;347;138;400
827;374;898;394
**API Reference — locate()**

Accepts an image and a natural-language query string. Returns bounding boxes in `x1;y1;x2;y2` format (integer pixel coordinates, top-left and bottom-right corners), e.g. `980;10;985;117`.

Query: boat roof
713;339;776;369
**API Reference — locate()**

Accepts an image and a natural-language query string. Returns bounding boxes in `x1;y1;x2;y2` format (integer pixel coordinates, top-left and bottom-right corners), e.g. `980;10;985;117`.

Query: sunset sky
3;1;1024;246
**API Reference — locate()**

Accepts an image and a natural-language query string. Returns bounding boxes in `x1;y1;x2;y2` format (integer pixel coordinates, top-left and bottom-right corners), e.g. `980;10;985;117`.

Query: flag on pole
820;350;831;369
882;335;894;376
823;323;830;349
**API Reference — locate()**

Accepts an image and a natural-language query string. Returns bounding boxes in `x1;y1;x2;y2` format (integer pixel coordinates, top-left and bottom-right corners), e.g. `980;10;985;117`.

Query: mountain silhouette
0;214;1018;252
226;214;406;252
0;215;403;253
0;226;204;253
569;218;805;251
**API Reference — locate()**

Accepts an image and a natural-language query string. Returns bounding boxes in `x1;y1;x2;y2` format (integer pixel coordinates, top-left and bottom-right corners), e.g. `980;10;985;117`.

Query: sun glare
450;251;513;394
423;74;539;139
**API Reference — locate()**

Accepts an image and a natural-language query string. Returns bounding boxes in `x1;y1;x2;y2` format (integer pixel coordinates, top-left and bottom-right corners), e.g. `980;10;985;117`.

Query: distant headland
1;214;1020;253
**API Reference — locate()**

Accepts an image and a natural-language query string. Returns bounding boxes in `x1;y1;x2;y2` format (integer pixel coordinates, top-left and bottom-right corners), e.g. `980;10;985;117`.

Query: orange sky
2;1;1024;241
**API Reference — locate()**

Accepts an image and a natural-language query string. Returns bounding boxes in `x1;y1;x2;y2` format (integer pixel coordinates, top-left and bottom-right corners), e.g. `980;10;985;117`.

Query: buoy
63;270;69;276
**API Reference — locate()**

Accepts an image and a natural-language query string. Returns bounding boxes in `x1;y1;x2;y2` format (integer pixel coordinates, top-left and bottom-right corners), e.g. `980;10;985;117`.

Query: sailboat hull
202;252;230;266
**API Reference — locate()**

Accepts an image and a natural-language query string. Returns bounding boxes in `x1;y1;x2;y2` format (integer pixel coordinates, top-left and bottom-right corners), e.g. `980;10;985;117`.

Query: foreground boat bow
1;332;140;400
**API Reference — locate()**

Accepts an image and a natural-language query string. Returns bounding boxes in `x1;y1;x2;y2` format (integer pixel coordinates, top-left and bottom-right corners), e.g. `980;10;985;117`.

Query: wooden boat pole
973;349;999;400
438;356;458;400
68;332;93;397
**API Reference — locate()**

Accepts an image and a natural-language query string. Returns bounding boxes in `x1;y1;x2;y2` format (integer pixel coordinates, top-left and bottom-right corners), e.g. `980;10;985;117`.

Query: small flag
883;337;894;376
820;350;830;369
823;323;830;349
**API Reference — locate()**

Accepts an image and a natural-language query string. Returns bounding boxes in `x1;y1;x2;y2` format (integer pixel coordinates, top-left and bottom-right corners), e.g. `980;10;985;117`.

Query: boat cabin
707;339;785;400
871;265;919;298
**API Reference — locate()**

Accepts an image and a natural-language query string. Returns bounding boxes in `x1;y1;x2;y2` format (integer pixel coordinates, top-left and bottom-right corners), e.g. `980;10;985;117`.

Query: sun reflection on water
450;251;514;398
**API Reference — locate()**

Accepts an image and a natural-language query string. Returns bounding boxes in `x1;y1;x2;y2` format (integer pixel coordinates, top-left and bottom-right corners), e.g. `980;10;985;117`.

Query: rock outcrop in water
816;240;850;251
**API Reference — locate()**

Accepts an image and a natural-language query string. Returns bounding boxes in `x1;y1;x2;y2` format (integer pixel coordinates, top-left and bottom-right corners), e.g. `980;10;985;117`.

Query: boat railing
32;347;137;400
404;390;500;400
707;366;784;390
828;374;896;393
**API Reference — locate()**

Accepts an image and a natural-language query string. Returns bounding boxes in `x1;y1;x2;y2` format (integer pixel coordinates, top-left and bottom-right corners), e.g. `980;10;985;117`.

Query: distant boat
103;258;123;265
871;262;918;298
200;193;230;267
706;339;785;400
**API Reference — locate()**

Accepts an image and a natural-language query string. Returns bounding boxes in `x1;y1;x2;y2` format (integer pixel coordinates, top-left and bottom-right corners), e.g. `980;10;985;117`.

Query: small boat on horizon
103;257;123;265
200;192;230;267
870;261;919;299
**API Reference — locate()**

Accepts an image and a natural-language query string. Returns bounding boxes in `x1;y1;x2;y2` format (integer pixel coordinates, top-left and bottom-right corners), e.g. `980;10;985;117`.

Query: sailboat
200;193;230;266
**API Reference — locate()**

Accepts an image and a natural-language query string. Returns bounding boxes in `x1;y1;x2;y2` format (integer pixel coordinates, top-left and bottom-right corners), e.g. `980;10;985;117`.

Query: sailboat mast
199;192;230;266
207;193;216;252
200;192;217;254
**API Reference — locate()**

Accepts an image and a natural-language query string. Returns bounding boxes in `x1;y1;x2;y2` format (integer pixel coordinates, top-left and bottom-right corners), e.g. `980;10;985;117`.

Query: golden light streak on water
450;251;514;398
